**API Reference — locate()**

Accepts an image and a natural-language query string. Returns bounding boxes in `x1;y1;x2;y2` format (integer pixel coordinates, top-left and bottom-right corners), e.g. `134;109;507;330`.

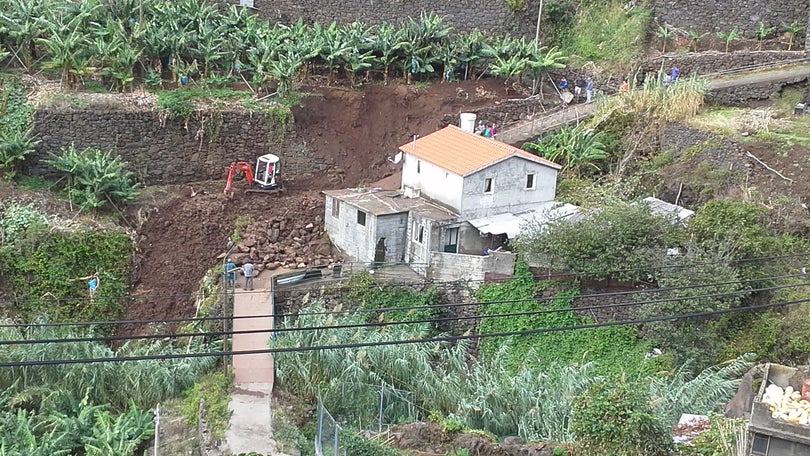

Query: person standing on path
225;258;237;288
586;78;594;103
241;260;255;291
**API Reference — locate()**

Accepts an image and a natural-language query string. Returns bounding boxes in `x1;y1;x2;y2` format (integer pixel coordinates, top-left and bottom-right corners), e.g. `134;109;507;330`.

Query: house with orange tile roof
323;125;575;281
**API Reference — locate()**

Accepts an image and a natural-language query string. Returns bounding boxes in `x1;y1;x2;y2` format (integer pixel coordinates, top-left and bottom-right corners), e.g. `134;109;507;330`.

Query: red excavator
224;153;284;196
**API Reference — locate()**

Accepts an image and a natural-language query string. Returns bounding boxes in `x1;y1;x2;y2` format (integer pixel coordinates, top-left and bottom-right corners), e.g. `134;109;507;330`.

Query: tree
572;377;675;456
638;245;745;371
514;203;682;282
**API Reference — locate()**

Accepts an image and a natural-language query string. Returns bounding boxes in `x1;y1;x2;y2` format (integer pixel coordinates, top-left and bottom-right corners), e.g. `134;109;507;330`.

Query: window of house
526;173;535;189
417;160;421;173
413;222;424;243
331;198;340;218
484;178;493;193
357;210;366;226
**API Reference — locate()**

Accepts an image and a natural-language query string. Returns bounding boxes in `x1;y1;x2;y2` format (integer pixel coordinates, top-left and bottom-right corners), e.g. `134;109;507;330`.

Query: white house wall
401;153;463;212
461;157;557;219
323;195;376;263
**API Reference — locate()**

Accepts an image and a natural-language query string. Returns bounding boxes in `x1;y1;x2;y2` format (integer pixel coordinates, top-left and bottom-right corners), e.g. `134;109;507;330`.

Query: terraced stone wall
26;107;329;185
219;0;541;35
653;0;809;40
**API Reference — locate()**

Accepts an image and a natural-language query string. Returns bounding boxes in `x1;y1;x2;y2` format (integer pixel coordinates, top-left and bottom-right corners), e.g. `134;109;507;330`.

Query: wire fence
315;383;418;456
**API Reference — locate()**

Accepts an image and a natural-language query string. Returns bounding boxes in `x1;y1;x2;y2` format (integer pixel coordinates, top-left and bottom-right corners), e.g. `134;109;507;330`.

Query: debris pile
761;384;810;426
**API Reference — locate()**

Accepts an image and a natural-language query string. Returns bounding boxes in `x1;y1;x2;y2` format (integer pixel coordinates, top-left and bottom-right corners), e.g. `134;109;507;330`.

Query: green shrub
572;377;675;456
559;1;651;65
0;227;133;322
0;200;48;246
678;413;746;456
44;144;139;209
0;76;37;178
182;371;233;441
338;428;403;456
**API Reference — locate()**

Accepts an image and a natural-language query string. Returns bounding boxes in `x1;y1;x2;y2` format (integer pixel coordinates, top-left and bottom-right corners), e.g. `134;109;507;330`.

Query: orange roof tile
398;125;561;176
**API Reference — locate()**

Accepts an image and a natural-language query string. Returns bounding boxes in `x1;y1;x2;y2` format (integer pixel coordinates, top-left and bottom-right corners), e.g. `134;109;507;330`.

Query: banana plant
715;28;739;53
0;0;58;70
781;21;804;51
488;53;530;86
756;21;776;51
526;45;567;94
455;30;486;80
370;22;407;85
343;49;375;87
36;10;97;88
687;28;709;52
188;18;227;77
266;50;304;97
655;24;675;53
314;21;353;80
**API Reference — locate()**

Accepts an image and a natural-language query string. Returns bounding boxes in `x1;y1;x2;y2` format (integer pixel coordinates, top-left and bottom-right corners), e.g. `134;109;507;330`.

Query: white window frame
357;210;367;226
484;177;494;194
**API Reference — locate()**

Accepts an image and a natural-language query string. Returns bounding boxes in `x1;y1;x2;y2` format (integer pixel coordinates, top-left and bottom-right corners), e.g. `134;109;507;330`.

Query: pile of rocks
227;211;337;273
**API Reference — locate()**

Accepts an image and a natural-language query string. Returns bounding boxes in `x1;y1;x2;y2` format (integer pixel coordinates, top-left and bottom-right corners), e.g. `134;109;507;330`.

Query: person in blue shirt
670;66;679;82
225;259;237;288
559;77;568;90
586;78;594;103
74;271;100;301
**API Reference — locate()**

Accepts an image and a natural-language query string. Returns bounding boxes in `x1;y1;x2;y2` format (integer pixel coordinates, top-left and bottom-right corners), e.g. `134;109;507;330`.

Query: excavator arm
224;161;255;194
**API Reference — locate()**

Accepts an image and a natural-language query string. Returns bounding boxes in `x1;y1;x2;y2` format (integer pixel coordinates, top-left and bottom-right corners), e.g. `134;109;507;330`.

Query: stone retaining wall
26;106;331;185
642;51;807;77
220;0;540;35
652;0;808;37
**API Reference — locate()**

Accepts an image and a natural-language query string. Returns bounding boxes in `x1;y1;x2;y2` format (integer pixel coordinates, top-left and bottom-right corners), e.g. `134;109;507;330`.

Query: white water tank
459;112;477;133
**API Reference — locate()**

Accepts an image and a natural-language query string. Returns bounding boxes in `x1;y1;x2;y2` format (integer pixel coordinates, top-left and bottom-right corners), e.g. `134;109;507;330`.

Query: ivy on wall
0;227;133;323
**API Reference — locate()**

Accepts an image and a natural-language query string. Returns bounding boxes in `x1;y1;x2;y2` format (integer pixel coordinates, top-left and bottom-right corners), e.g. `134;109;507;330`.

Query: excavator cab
224;153;284;196
253;153;281;190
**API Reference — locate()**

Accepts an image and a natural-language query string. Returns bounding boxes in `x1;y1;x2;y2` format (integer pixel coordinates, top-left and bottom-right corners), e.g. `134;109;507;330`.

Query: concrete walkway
708;62;810;90
497;102;597;146
497;62;810;146
219;273;289;455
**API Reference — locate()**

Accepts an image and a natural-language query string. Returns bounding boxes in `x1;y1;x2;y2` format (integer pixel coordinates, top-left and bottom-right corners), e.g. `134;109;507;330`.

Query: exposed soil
292;79;507;188
121;79;508;336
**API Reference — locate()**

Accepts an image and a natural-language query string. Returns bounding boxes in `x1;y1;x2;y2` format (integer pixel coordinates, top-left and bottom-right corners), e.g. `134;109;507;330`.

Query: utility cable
1;278;807;346
2;251;807;307
2;270;804;329
1;295;808;367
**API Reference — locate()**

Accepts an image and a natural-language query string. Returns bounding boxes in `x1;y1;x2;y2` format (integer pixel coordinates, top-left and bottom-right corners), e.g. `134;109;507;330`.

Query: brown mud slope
292;79;506;188
124;81;505;336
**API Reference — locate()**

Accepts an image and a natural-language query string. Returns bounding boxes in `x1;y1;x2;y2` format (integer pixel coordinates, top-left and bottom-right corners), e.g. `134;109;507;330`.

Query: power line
2;251;806;307
1;278;807;347
1;295;807;367
2;270;803;330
